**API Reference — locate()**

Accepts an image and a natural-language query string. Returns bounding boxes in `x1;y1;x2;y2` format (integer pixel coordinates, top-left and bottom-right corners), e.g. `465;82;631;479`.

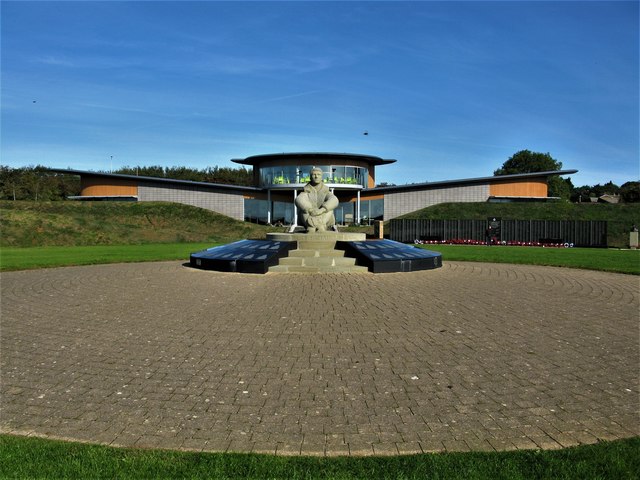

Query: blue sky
2;1;638;187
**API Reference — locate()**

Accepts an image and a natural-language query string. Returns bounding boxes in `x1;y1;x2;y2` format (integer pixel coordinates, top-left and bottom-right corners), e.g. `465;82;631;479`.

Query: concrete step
269;264;369;273
279;256;356;267
289;249;346;258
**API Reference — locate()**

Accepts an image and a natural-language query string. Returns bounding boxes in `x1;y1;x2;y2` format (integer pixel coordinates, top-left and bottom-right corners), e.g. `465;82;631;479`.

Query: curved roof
369;169;579;193
231;152;397;166
48;168;261;192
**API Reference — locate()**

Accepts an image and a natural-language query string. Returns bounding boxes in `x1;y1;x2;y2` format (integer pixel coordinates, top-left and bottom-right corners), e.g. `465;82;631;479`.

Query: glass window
359;199;384;224
335;201;355;224
273;200;294;225
244;198;268;224
258;165;368;188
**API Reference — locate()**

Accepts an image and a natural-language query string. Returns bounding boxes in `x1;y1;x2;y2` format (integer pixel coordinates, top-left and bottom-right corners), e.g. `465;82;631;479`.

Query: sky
1;1;638;187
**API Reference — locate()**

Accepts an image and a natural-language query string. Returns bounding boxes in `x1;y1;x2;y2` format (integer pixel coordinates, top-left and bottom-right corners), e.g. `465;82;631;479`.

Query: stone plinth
267;232;369;273
266;232;367;243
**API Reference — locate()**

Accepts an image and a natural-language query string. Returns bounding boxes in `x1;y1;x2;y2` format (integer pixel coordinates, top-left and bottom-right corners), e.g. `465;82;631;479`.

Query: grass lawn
417;244;640;275
2;242;638;275
1;435;638;480
0;242;218;271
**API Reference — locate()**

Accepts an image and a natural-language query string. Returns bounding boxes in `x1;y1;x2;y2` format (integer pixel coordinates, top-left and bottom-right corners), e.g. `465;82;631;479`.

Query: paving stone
1;261;638;456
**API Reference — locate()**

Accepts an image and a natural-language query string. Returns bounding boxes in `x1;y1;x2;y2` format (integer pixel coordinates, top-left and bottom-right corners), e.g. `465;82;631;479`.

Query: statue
295;167;339;232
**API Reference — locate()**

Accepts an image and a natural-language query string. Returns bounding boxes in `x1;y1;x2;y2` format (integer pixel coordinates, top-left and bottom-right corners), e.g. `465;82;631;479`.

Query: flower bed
414;239;575;248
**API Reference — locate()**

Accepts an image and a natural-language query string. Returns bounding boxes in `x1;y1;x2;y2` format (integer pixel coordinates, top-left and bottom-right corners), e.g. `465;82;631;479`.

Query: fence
387;219;608;247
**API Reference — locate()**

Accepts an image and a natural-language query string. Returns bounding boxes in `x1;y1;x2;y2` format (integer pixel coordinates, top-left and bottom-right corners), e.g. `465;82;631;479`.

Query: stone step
266;231;369;274
288;249;346;258
269;264;369;273
279;256;356;267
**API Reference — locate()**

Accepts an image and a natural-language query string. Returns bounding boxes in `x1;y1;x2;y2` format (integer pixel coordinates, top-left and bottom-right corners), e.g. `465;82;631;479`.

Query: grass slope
0;201;272;247
1;435;638;480
399;202;640;248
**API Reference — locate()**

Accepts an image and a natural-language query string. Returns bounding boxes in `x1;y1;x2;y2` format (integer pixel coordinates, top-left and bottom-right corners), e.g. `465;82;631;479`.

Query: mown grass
1;435;638;480
399;202;640;248
2;243;638;274
418;244;640;275
0;242;217;271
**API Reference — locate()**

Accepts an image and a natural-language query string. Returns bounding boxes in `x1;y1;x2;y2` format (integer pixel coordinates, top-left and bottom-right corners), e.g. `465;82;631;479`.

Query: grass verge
1;435;638;480
2;242;638;275
417;244;640;275
0;242;216;271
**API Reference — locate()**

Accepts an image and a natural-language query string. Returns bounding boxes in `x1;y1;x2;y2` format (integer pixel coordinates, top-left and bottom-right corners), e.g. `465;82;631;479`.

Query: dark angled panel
337;239;442;273
190;240;295;273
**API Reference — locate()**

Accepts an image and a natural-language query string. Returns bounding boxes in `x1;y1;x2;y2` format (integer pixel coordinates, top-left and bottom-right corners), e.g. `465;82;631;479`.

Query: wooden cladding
81;176;138;197
489;179;547;198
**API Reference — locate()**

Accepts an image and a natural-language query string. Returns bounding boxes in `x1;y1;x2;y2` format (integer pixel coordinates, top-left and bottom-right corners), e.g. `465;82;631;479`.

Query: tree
571;184;594;203
494;150;563;176
620;181;640;203
495;150;571;200
548;176;573;200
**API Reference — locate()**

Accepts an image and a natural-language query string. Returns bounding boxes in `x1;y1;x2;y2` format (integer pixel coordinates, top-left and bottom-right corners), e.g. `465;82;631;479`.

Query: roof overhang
231;152;397;167
67;195;138;200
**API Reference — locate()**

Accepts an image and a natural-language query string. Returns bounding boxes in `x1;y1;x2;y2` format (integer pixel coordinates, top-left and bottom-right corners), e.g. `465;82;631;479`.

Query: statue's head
310;167;323;186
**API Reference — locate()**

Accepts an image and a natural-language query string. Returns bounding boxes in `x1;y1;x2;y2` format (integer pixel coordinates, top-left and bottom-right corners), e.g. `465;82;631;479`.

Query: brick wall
138;183;244;221
384;184;489;219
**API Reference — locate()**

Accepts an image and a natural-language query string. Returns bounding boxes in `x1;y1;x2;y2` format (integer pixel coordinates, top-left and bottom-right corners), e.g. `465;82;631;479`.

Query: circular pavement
1;261;638;456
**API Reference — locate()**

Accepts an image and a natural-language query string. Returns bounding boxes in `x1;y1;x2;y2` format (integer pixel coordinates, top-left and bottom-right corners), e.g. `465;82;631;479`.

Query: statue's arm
322;192;339;212
295;192;313;213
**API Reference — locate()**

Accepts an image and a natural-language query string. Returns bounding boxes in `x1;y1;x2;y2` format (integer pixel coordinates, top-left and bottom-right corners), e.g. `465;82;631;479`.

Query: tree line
0;165;81;201
0;165;253;201
112;165;253;185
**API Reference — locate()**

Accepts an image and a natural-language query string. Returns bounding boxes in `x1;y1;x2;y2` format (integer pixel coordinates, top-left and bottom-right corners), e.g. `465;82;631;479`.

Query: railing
387;219;608;247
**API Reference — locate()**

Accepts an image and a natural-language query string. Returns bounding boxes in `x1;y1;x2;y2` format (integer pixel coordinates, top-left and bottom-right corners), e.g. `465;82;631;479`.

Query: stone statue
295;167;339;232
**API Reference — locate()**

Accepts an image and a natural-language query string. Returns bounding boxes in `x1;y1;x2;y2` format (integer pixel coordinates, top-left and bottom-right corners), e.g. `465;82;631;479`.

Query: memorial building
53;152;576;225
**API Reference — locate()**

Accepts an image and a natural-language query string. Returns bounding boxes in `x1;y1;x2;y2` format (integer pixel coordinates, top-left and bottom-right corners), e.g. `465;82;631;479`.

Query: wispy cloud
255;90;323;104
196;54;334;75
36;55;75;67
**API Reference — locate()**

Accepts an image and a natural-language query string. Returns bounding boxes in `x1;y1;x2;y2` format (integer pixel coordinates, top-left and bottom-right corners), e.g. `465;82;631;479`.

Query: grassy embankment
0;201;273;270
0;200;272;247
1;434;638;480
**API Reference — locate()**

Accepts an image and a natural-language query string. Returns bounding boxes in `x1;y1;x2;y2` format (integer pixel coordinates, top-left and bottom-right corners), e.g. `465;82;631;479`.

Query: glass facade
244;197;384;226
244;198;296;225
259;165;368;188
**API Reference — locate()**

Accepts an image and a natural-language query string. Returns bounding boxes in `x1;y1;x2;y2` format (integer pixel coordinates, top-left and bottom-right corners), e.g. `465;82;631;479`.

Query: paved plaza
1;261;638;456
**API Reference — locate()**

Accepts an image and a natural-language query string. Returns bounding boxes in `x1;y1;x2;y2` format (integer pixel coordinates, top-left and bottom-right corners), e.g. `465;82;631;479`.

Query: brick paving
1;261;638;456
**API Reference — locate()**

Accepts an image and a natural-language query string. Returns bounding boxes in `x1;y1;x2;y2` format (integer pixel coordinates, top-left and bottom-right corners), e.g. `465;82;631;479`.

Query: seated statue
295;167;339;232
